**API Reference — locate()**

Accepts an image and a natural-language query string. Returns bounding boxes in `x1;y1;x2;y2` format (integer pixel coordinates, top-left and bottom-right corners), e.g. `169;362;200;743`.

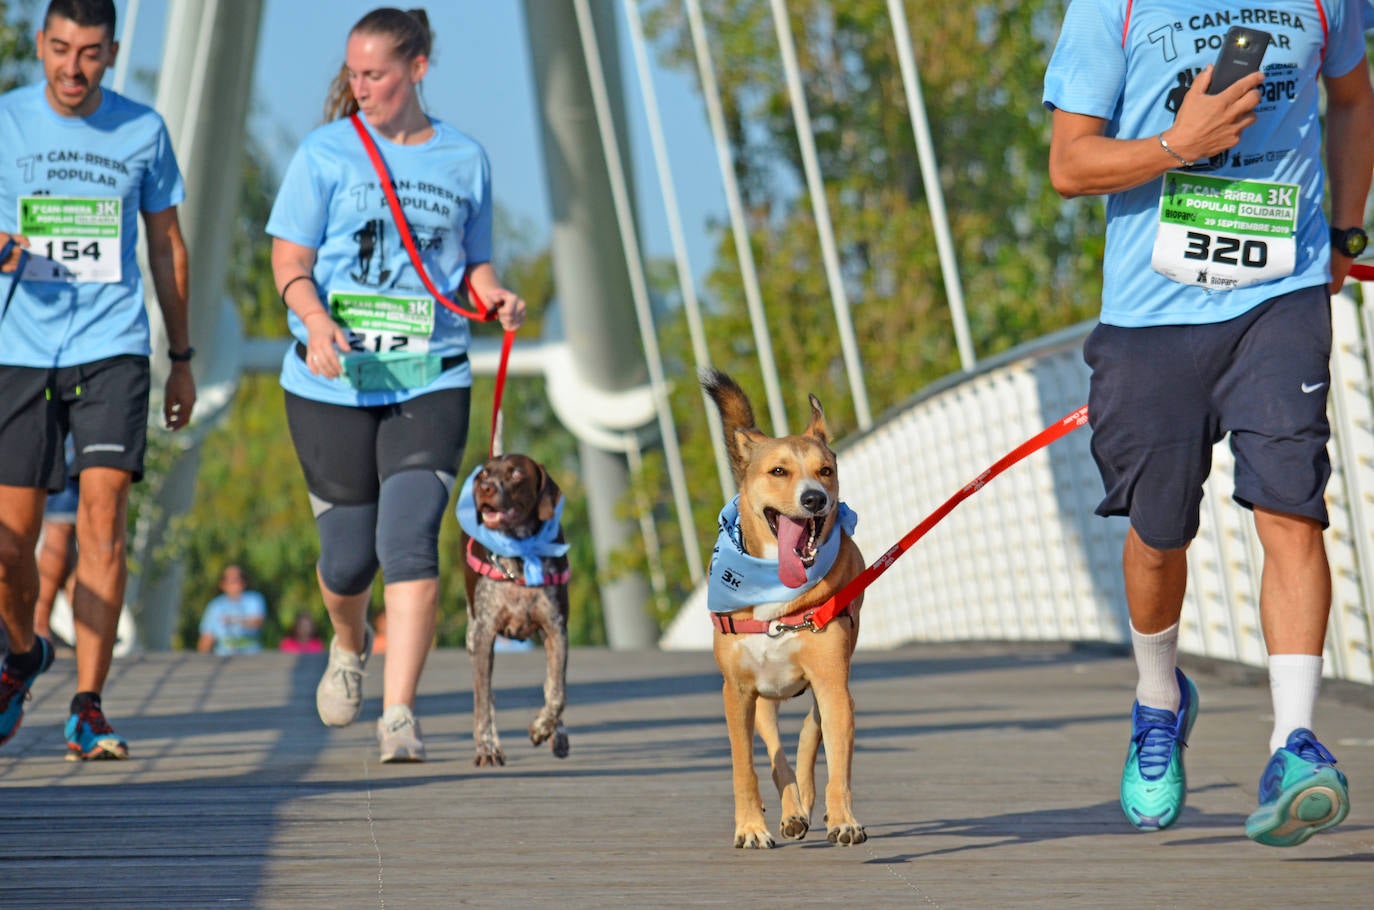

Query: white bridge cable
886;0;975;372
682;0;789;436
622;0;734;504
767;0;872;430
571;0;706;584
111;0;141;93
625;435;671;609
175;0;220;181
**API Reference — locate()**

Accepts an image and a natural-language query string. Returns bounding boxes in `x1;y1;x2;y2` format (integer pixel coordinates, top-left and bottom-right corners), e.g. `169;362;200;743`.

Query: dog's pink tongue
775;516;809;588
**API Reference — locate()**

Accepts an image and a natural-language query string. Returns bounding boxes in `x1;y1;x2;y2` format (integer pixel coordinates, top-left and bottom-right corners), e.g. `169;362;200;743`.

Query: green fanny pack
341;351;445;392
294;342;467;392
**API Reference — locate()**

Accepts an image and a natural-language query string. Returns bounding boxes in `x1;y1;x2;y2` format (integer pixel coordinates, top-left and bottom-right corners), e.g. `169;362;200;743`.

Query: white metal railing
662;289;1374;687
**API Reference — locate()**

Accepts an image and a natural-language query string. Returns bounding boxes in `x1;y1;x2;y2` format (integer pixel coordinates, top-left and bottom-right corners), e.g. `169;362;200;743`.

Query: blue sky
101;0;727;277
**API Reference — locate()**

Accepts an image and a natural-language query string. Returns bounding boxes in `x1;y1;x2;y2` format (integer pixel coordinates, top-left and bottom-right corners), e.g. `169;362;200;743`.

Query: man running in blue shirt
0;0;196;760
1045;0;1374;845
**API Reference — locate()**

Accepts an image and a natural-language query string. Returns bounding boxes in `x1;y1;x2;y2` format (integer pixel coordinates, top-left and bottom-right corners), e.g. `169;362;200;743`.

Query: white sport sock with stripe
1132;622;1181;713
1267;653;1323;754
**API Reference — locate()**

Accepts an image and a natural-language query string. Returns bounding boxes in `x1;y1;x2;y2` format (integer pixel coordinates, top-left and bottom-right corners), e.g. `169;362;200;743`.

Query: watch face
1334;228;1368;258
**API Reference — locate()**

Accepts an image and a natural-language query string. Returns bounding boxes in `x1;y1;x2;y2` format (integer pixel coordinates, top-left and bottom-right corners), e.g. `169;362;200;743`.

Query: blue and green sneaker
0;637;55;748
65;699;129;761
1245;728;1348;847
1120;668;1198;830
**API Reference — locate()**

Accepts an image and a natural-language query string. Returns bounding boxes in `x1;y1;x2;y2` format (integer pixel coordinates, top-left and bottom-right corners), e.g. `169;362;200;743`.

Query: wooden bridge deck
2;642;1371;908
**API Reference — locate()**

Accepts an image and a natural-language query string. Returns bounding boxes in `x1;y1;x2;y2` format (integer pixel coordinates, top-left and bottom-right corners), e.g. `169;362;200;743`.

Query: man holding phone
1044;0;1374;846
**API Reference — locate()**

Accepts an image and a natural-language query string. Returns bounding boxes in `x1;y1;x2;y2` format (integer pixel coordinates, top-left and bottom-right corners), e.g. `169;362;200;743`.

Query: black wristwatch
1330;226;1369;258
168;346;196;363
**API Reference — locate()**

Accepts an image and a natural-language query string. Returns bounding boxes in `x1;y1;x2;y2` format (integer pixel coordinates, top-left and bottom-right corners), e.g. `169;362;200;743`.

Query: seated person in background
197;565;266;655
280;612;324;654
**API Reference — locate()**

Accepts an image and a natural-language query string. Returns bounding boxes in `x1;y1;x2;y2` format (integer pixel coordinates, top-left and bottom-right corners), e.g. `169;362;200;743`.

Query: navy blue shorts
1083;284;1331;549
45;476;80;523
0;355;151;491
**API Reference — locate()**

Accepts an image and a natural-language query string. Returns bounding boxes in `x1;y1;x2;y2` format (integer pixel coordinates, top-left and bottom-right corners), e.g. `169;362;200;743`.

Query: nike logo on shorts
1301;382;1327;394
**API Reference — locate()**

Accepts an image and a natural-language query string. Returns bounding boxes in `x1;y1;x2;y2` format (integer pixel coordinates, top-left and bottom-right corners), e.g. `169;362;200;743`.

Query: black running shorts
0;355;150;490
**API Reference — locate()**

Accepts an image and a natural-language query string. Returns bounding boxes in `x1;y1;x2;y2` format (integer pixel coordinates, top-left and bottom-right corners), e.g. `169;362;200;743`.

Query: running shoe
0;637;55;748
1120;668;1198;830
1245;728;1349;847
316;624;373;727
376;704;426;763
65;700;130;760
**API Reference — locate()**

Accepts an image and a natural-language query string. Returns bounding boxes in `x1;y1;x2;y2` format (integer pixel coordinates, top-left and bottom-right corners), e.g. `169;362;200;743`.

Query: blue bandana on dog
707;496;858;614
456;465;570;587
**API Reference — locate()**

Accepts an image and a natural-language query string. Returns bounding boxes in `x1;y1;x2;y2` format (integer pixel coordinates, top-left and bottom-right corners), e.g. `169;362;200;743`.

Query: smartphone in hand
1179;26;1273;170
1208;26;1272;94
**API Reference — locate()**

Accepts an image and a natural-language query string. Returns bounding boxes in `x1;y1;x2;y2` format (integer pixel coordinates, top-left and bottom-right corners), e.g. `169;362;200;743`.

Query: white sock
1132;622;1181;712
1267;653;1323;754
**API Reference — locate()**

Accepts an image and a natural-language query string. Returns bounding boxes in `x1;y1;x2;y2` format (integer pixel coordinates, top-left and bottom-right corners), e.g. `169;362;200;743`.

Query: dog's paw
529;715;556;746
733;825;776;849
473;746;506;768
826;822;866;846
550;730;570;759
780;814;810;840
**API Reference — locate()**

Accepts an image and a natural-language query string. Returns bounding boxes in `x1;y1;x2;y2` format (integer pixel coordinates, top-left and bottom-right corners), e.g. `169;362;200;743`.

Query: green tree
0;0;38;93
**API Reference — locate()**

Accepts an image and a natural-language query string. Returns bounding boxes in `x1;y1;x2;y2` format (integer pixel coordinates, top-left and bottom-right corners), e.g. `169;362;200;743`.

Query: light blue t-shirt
265;115;494;407
0;82;185;366
199;591;267;656
1043;0;1367;326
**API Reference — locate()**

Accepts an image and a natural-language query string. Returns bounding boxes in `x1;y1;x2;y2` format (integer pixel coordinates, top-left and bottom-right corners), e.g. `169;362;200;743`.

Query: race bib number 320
1151;172;1298;291
17;196;122;283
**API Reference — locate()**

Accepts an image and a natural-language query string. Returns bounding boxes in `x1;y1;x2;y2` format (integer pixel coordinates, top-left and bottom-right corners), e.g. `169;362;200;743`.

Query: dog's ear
535;463;562;522
702;368;764;486
728;427;767;484
804;393;830;446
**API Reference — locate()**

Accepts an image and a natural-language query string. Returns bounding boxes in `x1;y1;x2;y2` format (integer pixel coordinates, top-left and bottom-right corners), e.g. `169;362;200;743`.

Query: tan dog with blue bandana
701;368;866;849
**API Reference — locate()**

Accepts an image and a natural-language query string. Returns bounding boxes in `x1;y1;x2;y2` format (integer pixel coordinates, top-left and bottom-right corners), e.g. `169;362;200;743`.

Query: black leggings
285;388;471;594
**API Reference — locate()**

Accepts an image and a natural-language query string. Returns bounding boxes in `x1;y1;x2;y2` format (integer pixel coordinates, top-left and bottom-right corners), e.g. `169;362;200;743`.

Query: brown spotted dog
700;368;866;849
461;453;571;767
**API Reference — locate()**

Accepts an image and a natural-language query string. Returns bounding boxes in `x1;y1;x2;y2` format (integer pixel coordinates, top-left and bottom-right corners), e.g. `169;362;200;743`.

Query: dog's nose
800;489;827;514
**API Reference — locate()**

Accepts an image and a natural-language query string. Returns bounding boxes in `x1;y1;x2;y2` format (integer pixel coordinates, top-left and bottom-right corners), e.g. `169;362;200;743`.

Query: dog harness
711;604;853;636
465;538;571;586
455;464;571;587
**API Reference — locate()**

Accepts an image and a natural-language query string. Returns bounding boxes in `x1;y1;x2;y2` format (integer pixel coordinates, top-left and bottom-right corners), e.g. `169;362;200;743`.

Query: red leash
350;113;514;457
735;405;1090;636
723;266;1374;636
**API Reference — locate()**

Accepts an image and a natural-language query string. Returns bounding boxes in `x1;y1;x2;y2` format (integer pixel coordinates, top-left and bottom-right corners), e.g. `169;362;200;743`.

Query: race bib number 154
1151;172;1298;291
17;196;122;283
